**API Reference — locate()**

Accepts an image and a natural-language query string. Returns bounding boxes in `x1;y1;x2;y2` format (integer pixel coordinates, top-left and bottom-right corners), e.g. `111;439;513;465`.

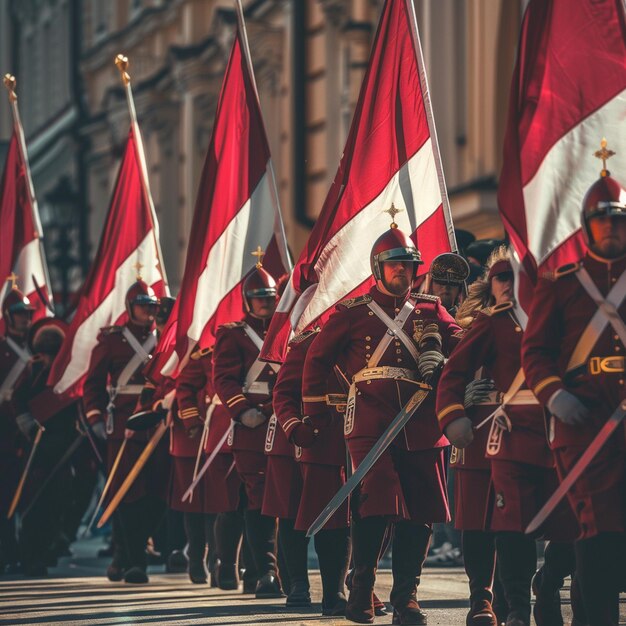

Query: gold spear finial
384;203;402;229
594;138;615;178
133;261;143;280
3;74;17;103
6;272;19;290
115;54;131;86
251;246;265;268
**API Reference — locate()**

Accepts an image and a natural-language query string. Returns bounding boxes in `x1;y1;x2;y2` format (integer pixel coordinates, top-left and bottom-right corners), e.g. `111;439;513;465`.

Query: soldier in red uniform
175;346;243;588
274;326;351;616
83;277;160;584
11;318;78;576
302;216;459;625
0;279;33;573
212;254;283;599
522;149;626;624
437;248;579;626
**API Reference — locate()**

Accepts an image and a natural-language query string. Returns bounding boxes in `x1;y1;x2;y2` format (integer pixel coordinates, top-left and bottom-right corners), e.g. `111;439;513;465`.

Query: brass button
314;429;319;434
615;335;620;341
395;308;400;313
397;358;402;363
515;327;521;333
620;379;624;386
615;346;621;352
366;380;372;385
365;345;371;350
366;336;371;341
368;311;374;316
612;277;617;283
268;370;275;375
396;349;402;354
365;354;371;359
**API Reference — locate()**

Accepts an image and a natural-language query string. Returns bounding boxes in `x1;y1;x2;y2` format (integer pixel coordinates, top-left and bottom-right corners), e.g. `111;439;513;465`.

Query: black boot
495;532;536;626
462;530;497;626
390;521;430;625
492;563;510;624
241;528;258;593
532;541;576;626
213;511;242;590
120;500;149;584
106;518;127;582
204;514;218;586
570;574;589;626
278;518;311;606
184;512;208;584
346;515;388;624
575;534;620;626
315;527;350;615
244;508;283;598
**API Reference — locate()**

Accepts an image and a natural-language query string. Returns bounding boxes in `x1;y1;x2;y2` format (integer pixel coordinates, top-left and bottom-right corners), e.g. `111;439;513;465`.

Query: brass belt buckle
589;356;624;375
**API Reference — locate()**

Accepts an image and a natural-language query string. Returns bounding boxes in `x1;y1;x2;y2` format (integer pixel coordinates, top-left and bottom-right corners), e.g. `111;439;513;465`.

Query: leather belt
589;356;625;375
353;367;420;384
107;384;144;396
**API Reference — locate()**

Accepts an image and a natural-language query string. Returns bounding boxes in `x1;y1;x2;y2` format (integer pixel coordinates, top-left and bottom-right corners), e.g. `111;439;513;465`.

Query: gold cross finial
385;203;402;228
3;74;17;103
133;261;143;280
251;246;265;268
115;54;131;86
594;138;615;177
6;272;18;290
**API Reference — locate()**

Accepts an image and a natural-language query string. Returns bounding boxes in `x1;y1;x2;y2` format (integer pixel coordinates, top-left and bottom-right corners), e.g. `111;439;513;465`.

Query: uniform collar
370;285;411;310
244;313;271;334
126;321;154;340
584;249;626;273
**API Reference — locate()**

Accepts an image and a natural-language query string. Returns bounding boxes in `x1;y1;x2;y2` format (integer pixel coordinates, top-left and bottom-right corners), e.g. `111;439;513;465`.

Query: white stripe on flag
0;238;48;306
54;232;161;393
524;90;626;265
186;169;276;341
296;138;441;332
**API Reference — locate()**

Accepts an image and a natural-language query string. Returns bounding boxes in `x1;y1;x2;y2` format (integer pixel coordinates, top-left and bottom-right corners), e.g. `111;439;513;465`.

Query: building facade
1;0;523;293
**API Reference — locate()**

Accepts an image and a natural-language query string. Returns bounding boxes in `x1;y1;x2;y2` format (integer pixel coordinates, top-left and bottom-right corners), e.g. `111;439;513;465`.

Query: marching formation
0;1;625;626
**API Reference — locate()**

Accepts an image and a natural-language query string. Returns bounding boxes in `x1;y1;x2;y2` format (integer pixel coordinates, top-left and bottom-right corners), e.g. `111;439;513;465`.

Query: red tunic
522;252;626;537
175;347;240;514
212;314;274;510
302;287;457;521
82;322;156;504
436;302;551;468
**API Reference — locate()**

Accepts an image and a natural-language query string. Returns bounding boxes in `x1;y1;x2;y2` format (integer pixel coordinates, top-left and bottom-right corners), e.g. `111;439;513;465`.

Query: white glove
91;421;107;441
240;408;266;429
16;412;37;438
547;389;590;425
444;417;474;448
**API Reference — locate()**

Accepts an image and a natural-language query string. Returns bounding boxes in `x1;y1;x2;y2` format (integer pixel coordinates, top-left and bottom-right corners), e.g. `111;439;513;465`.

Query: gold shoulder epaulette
190;346;213;360
221;321;245;329
489;301;514;315
100;325;123;335
553;262;580;279
290;326;321;345
414;293;440;303
338;294;372;309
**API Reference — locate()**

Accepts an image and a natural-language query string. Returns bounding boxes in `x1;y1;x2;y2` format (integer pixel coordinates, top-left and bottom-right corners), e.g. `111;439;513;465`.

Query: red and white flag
499;0;626;311
261;0;455;363
0;131;52;335
49;127;167;395
156;27;290;377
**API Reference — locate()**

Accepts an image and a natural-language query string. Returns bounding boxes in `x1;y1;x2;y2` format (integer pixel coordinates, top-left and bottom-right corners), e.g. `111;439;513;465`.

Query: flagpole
2;74;55;301
233;0;293;271
114;55;171;292
403;0;458;253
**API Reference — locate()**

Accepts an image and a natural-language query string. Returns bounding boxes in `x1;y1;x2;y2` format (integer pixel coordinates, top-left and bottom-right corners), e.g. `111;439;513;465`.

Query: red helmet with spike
125;279;159;323
581;139;626;245
242;246;277;313
370;206;422;288
2;274;35;330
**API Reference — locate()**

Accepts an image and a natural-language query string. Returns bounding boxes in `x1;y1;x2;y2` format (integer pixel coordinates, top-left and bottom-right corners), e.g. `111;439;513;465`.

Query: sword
97;420;169;528
525;399;626;535
7;423;45;519
182;422;234;502
21;432;85;519
306;383;431;537
190;404;215;503
83;438;128;536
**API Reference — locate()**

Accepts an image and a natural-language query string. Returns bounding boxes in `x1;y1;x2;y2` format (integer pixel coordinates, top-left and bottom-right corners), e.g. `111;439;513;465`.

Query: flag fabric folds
0;132;52;334
49;127;166;396
155;28;290;378
498;0;626;310
261;0;455;363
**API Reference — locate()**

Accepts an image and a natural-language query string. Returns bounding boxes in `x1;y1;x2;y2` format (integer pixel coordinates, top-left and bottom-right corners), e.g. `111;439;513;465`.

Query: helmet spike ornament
242;246;277;313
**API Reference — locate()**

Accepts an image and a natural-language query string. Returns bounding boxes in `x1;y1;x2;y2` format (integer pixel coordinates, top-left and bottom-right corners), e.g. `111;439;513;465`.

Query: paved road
0;537;623;625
